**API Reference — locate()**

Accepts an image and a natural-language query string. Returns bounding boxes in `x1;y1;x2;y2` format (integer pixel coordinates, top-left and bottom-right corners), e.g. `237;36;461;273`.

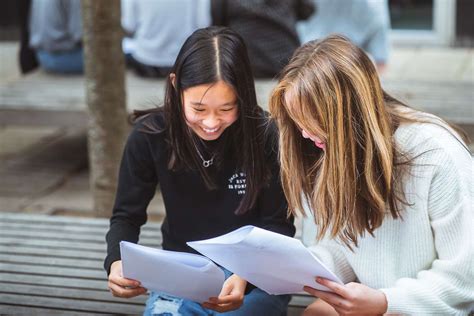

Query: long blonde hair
270;35;466;247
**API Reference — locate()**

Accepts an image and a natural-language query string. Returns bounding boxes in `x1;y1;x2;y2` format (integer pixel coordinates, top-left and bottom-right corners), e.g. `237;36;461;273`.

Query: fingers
202;300;242;313
303;286;343;308
108;273;146;298
315;277;350;298
110;273;141;288
209;293;243;305
218;282;232;298
202;293;244;313
108;281;147;298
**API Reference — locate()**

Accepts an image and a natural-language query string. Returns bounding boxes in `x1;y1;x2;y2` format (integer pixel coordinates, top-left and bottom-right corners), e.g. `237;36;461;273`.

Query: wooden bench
0;212;313;315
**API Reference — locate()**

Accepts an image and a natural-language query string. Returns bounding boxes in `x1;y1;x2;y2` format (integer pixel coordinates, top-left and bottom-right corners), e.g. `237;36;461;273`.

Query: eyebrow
190;101;236;106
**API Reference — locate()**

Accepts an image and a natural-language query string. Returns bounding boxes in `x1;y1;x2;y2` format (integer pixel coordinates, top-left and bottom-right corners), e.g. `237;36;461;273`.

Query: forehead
183;81;236;104
281;84;317;130
283;85;305;119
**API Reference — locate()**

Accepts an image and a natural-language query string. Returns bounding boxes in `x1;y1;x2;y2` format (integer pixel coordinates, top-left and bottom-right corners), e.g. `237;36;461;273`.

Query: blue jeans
143;268;290;316
36;48;84;74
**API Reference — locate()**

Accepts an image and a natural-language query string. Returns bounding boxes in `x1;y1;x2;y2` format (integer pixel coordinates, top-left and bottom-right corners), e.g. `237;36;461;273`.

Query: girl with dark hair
105;26;295;315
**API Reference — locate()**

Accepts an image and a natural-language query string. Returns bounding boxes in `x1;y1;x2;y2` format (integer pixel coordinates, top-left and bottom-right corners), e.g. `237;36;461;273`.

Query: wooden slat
0;227;162;244
0;293;143;314
0;213;110;226
0;282;146;306
0;304;108;316
0;237;107;251
0;237;160;250
0;244;104;260
0;212;160;229
0;230;109;244
1;253;102;270
0;221;162;238
0;262;105;279
0;221;108;234
0;272;107;290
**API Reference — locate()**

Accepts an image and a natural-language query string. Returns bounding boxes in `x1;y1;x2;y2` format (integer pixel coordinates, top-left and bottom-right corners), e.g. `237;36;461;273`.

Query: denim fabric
143;268;290;316
36;48;83;74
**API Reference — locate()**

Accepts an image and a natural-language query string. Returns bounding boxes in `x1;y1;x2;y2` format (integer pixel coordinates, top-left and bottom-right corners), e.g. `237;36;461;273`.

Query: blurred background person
211;0;315;78
297;0;390;72
28;0;83;74
121;0;211;78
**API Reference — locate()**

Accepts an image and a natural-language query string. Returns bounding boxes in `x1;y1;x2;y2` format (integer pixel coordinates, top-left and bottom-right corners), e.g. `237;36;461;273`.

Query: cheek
183;109;199;125
225;110;239;125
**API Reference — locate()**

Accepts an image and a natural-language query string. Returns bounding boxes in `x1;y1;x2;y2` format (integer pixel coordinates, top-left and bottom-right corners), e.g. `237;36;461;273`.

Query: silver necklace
195;145;215;168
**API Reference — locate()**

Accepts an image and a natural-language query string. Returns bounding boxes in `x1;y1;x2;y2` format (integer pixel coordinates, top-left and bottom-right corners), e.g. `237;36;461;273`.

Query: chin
198;132;222;141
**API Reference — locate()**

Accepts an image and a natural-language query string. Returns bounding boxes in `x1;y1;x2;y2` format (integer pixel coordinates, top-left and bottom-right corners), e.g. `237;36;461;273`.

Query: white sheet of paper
120;241;225;302
187;226;343;295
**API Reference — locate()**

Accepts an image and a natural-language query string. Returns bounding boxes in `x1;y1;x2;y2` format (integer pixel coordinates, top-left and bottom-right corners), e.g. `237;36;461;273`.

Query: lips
314;141;325;149
201;126;220;134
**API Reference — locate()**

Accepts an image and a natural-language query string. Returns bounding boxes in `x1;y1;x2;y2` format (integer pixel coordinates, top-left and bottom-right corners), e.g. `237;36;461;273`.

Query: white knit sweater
309;122;474;315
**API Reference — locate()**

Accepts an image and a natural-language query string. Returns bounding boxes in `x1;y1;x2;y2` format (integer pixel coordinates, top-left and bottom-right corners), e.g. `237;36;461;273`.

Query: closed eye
221;105;236;112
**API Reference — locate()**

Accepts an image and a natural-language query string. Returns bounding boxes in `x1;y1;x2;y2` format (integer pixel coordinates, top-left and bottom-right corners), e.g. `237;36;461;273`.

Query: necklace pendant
203;158;213;168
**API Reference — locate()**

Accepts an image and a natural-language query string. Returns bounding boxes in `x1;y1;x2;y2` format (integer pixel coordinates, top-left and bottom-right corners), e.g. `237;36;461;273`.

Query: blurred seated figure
29;0;83;74
121;0;211;78
211;0;315;78
297;0;390;72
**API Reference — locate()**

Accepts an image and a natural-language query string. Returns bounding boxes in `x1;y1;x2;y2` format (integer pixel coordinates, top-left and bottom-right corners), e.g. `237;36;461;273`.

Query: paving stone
23;169;166;217
3;127;87;173
0;125;60;158
398;48;472;82
0;196;29;212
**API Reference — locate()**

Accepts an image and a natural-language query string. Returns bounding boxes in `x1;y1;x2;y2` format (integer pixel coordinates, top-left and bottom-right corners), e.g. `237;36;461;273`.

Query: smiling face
182;80;238;141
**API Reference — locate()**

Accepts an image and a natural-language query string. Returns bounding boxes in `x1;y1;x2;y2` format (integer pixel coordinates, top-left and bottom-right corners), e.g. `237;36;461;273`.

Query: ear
169;73;176;88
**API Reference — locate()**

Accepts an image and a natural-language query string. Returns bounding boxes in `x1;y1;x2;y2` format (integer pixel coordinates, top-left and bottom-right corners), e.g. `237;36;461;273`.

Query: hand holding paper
187;225;343;295
120;241;225;302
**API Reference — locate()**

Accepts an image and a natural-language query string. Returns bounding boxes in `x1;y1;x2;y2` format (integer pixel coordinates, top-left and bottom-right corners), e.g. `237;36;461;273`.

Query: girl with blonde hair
270;35;473;315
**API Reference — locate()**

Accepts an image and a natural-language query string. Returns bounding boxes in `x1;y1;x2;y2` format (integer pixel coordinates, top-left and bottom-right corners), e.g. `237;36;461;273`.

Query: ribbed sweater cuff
104;246;121;276
380;287;407;314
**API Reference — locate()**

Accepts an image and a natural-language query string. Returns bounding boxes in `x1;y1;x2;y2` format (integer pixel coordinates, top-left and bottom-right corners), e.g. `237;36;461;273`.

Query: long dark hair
133;26;269;215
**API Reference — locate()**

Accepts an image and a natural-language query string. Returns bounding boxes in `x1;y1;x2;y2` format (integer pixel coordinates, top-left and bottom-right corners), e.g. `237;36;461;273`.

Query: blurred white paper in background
120;241;225;302
188;225;342;295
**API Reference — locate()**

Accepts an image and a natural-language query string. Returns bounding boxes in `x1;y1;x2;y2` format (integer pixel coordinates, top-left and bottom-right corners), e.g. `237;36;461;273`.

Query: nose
202;114;219;129
302;130;310;139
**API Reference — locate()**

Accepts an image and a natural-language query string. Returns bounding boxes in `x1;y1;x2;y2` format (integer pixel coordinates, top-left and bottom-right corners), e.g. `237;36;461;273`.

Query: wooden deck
0;212;313;315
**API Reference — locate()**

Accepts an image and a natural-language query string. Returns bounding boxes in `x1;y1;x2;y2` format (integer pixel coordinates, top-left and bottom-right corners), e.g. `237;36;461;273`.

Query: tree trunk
81;0;128;218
